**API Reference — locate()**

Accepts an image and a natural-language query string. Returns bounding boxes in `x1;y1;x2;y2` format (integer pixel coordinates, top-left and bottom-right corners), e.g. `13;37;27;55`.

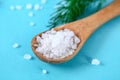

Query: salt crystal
42;69;47;74
24;54;32;60
10;5;15;10
28;12;34;17
12;43;19;48
41;0;47;4
91;59;100;65
34;4;40;10
29;22;35;26
26;4;32;10
16;5;22;10
36;36;41;43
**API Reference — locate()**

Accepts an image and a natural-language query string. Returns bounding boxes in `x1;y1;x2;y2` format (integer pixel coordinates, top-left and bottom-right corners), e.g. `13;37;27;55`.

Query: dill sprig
47;0;105;28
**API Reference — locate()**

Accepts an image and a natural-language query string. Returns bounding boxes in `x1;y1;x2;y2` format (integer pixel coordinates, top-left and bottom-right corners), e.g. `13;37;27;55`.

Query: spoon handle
71;0;120;41
83;0;120;31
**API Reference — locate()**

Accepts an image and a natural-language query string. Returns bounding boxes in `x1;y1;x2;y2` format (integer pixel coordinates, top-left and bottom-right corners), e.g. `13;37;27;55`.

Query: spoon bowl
31;27;82;63
31;0;120;63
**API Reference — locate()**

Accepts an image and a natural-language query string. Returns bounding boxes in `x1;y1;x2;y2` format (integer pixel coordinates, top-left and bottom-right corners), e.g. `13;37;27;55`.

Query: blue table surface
0;0;120;80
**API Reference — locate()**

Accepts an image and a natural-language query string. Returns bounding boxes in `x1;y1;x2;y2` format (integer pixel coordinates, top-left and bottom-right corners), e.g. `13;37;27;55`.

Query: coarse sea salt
42;69;47;74
35;29;80;59
29;22;35;26
16;5;22;10
26;4;32;10
24;54;32;60
10;5;15;10
12;43;19;48
91;59;100;65
34;4;40;10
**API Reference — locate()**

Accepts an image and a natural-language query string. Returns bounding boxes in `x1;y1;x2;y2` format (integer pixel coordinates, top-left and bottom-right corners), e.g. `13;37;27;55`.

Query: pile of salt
35;29;80;59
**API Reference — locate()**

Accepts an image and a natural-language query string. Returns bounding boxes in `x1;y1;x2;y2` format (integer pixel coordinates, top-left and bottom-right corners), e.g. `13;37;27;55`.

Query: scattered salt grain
12;43;19;48
28;12;34;17
35;29;80;59
42;69;47;74
26;4;32;10
41;0;47;4
34;4;41;10
16;5;22;10
10;5;15;10
24;54;32;60
29;22;35;26
91;59;100;65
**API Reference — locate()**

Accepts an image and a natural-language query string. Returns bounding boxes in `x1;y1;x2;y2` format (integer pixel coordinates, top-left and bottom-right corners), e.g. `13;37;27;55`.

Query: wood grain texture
31;0;120;63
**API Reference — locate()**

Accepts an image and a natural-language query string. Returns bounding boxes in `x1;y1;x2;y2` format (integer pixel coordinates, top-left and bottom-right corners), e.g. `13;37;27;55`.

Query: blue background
0;0;120;80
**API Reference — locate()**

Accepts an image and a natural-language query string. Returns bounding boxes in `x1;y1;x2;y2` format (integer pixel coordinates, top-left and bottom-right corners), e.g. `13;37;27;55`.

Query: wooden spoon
31;0;120;63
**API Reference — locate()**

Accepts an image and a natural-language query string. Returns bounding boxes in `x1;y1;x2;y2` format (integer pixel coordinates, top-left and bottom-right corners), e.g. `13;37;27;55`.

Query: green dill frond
47;0;105;28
